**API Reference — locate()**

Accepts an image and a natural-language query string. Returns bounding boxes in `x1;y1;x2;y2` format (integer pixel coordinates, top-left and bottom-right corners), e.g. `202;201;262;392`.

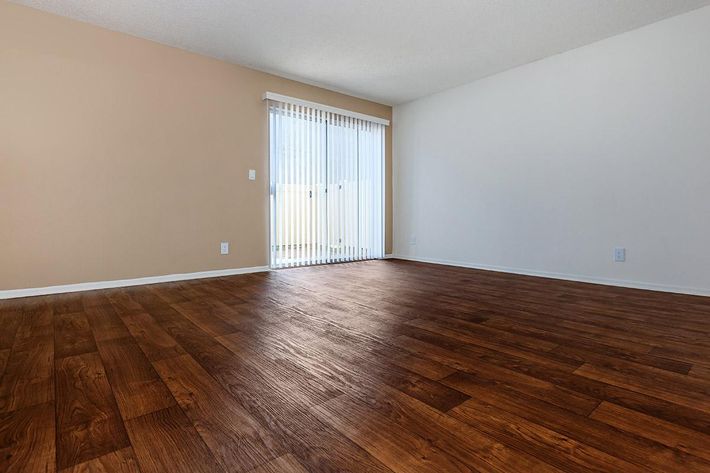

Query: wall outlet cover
248;169;256;180
220;242;229;255
614;247;626;262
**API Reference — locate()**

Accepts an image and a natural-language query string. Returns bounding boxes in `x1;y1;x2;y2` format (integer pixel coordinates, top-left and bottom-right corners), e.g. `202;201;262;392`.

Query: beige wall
0;3;392;290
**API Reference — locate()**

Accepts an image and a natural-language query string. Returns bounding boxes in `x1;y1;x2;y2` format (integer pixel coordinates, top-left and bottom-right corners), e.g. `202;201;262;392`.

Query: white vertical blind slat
269;105;275;266
283;103;289;266
353;118;358;260
321;110;325;264
348;116;354;262
377;123;384;257
343;115;349;262
303;105;308;265
298;105;304;266
342;114;346;262
301;105;305;266
307;106;313;266
274;103;286;268
327;111;333;263
333;113;339;262
342;116;346;262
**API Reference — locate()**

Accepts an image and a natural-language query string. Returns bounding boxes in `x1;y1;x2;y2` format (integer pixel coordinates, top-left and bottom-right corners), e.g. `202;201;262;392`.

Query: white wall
394;6;710;295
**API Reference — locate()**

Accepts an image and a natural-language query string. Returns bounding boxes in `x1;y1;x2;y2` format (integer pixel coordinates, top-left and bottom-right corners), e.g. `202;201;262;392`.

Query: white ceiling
13;0;710;104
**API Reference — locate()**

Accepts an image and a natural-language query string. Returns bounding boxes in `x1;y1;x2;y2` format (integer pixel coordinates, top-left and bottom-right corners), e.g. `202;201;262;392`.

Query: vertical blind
268;97;385;269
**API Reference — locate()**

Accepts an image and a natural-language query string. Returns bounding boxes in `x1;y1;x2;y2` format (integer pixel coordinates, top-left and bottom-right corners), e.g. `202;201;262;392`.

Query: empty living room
2;1;710;472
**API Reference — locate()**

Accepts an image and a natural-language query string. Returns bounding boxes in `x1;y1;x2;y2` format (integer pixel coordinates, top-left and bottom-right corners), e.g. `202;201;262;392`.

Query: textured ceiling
12;0;710;104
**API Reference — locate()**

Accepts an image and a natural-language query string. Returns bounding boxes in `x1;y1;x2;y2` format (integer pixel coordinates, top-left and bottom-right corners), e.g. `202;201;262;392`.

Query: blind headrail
262;92;390;126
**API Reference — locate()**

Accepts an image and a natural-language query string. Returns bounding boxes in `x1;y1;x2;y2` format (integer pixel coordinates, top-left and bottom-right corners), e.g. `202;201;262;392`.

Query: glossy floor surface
1;260;710;472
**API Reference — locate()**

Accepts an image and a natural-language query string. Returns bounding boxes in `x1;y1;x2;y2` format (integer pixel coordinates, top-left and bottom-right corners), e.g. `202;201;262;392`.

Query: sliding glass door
268;98;385;269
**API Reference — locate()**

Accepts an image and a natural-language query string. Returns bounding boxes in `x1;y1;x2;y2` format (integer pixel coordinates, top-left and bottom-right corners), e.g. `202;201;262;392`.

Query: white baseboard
0;266;270;300
6;257;708;299
392;255;710;298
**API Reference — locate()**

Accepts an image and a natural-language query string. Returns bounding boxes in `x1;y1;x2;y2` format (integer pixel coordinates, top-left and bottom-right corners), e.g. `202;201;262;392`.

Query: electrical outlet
220;242;229;255
614;247;626;262
248;169;256;180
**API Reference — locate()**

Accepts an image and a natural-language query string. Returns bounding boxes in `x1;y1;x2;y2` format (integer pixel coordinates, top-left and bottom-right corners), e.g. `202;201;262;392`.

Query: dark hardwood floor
1;259;710;472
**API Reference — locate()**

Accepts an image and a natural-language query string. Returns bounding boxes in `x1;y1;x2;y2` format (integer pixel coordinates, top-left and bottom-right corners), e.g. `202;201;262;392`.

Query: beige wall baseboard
0;266;270;300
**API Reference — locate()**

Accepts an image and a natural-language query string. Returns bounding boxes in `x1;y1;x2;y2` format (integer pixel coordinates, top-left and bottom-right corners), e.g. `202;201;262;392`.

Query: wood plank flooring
1;259;710;472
